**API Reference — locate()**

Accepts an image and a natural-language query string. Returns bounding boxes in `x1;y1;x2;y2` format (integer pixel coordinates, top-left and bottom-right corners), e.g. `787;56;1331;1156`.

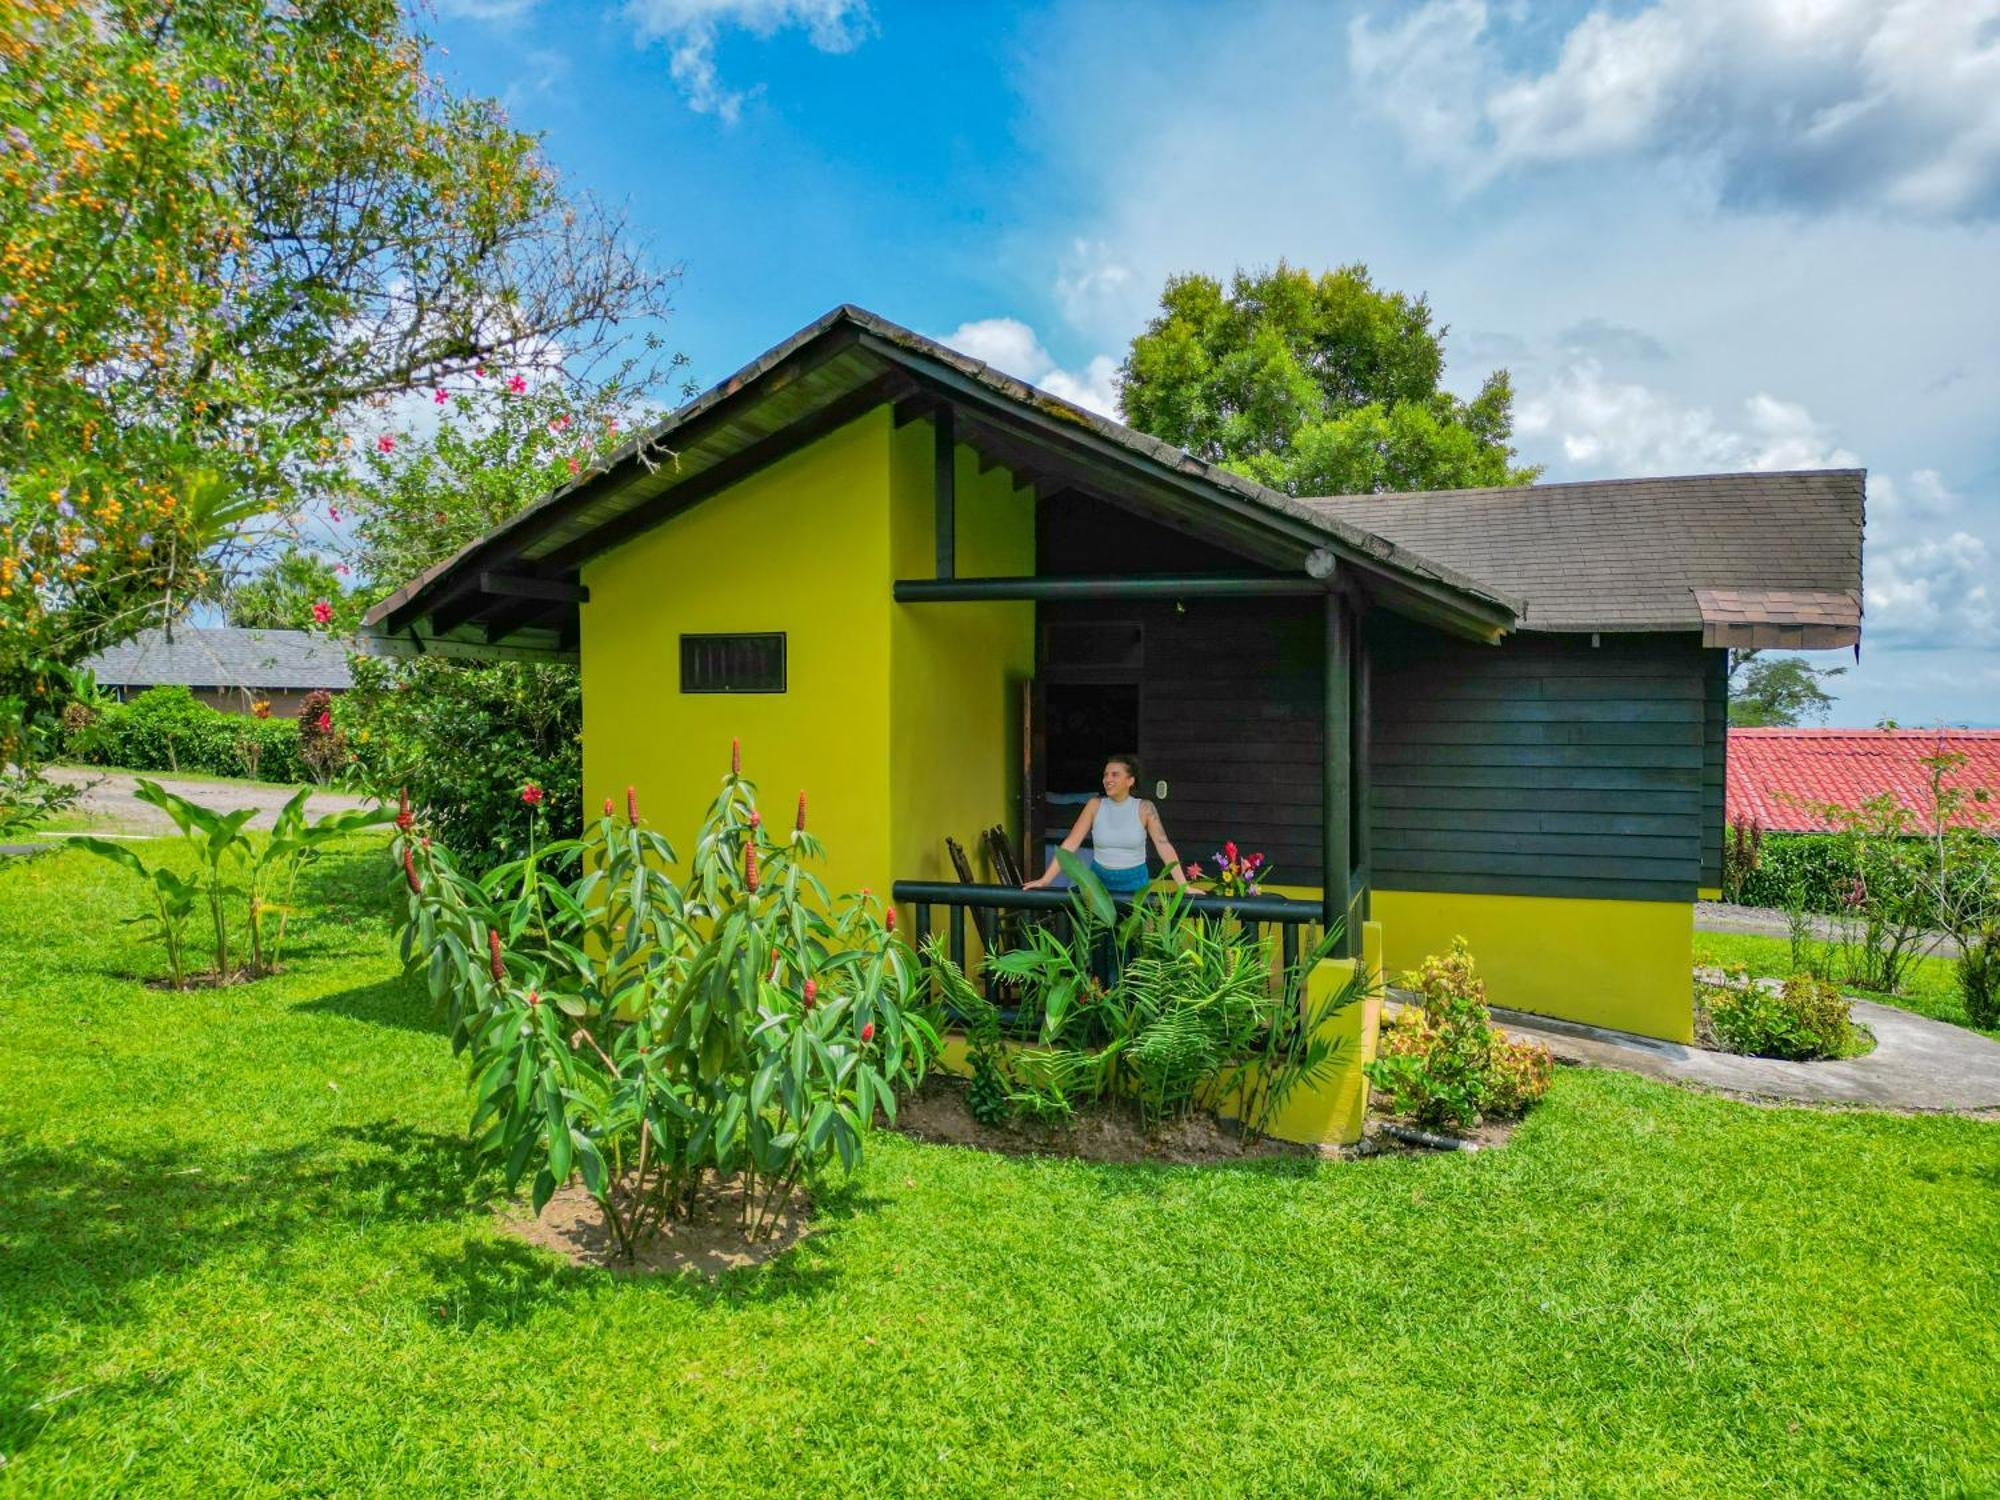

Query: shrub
391;743;937;1256
297;690;348;784
342;654;579;873
1703;974;1855;1060
67;685;307;782
1960;925;2000;1031
1723;816;1763;904
1365;939;1553;1131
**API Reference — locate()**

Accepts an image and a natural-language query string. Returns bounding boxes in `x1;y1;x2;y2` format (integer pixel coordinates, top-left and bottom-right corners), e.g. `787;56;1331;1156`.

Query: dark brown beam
893;394;938;428
895;574;1323;603
427;581;498;637
1323;592;1352;952
934;405;955;580
480;595;565;644
479;572;589;605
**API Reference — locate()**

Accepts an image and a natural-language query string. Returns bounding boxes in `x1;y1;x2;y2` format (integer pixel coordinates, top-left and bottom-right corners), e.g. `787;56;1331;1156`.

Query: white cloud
1867;531;1999;646
1054;238;1139;330
942;317;1121;419
1516;361;1861;474
1350;0;2000;217
624;0;872;122
434;0;542;19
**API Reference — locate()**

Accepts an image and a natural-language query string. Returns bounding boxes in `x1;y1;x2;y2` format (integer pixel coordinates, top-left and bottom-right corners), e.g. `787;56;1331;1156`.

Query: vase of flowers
1185;840;1269;899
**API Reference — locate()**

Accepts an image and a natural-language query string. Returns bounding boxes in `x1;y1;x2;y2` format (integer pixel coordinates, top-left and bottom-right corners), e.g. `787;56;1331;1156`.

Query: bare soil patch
498;1173;811;1277
895;1076;1316;1165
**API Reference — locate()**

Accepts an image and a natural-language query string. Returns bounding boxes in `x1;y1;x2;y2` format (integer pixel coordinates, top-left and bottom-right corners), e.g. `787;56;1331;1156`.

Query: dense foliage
1701;973;1857;1061
928;852;1359;1133
0;0;672;752
63;684;306;781
225;548;362;633
1365;939;1553;1131
392;745;936;1255
343;655;580;870
1119;263;1537;497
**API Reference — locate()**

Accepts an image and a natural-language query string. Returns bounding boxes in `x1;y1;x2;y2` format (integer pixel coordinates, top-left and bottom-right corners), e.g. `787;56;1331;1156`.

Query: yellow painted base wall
1370;887;1694;1042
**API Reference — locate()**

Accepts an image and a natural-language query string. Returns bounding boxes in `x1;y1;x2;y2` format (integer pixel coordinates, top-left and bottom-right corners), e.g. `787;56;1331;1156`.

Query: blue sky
427;0;2000;727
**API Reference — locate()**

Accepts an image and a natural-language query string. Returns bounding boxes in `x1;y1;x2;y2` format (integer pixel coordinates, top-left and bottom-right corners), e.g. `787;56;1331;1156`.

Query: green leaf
1056;846;1114;926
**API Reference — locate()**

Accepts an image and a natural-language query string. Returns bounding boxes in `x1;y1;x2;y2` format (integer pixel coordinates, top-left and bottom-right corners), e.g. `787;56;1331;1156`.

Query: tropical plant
129;778;256;979
1723;815;1763;904
390;744;938;1256
1184;839;1270;899
1701;974;1856;1061
1959;925;2000;1031
66;837;201;989
244;787;393;975
298;690;348;785
1366;939;1552;1131
928;851;1360;1133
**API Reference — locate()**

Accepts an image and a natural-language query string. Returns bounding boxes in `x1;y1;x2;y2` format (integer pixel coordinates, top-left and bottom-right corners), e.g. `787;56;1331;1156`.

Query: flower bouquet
1184;840;1270;899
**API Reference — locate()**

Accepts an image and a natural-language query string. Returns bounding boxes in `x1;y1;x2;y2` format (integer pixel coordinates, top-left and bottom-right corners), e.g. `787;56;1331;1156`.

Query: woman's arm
1142;802;1187;886
1023;799;1097;889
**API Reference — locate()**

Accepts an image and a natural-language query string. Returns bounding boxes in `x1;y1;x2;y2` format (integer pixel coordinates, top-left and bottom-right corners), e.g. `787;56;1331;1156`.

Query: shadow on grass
295;973;445;1035
0;1118;519;1459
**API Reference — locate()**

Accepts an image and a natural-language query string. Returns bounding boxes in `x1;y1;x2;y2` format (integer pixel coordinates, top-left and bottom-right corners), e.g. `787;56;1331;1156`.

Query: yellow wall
579;410;896;897
1371;887;1694;1042
578;406;1035;903
887;423;1036;888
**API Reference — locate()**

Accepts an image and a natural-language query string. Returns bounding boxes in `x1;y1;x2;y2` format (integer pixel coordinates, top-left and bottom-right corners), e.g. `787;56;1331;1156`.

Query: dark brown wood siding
1702;648;1728;890
1368;620;1708;902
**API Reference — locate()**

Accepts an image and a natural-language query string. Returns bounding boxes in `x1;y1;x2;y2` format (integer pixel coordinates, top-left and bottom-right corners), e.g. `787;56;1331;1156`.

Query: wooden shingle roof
1303;470;1865;637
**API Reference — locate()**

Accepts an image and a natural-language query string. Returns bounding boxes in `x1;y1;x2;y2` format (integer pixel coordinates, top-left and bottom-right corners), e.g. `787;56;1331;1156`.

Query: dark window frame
679;632;788;694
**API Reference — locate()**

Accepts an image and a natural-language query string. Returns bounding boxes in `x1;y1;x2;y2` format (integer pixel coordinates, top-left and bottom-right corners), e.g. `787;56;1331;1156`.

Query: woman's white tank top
1092;796;1147;870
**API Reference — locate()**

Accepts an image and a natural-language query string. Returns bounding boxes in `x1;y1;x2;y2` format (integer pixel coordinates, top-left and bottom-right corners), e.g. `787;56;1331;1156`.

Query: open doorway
1033;680;1140;879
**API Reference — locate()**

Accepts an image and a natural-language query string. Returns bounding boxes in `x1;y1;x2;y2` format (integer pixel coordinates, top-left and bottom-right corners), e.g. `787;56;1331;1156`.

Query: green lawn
1694;929;1996;1039
4;843;1997;1497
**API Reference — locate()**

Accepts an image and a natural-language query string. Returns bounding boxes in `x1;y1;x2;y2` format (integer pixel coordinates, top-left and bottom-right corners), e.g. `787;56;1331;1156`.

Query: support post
1353;614;1371;926
934;406;955;580
1323;591;1352;955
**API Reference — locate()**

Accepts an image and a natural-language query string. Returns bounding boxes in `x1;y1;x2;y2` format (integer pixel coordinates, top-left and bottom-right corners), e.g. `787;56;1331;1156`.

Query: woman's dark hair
1105;753;1142;785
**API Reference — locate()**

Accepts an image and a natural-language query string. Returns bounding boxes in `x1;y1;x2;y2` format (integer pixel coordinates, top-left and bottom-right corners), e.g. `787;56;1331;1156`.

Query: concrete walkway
1488;1001;2000;1114
41;767;375;836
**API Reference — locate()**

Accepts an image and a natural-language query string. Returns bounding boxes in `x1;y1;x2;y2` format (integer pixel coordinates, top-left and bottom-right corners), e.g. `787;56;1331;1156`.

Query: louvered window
680;633;786;693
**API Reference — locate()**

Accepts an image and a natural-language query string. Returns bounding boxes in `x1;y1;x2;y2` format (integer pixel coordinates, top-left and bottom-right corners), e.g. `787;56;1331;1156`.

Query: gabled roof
1303;470;1865;640
1727;728;2000;834
361;305;1521;661
83;627;354;691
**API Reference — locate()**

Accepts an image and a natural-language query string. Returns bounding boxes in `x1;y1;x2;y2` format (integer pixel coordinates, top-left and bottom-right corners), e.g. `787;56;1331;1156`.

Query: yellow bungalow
362;306;1865;1047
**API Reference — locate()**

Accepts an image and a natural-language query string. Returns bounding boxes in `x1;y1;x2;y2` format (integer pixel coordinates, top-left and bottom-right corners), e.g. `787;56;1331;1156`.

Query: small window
680;632;786;694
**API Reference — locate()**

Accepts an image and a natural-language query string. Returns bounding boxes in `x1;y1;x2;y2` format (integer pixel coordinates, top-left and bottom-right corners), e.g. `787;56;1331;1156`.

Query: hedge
1736;829;2000;915
63;685;309;783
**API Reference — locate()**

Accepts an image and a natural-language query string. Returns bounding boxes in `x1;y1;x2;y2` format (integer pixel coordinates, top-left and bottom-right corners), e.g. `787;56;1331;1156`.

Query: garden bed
500;1173;811;1277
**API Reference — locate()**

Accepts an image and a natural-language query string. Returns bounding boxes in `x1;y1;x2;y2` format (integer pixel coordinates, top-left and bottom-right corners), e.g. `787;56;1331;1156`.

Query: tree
1728;651;1845;727
226;547;360;633
0;0;678;758
1119;262;1539;497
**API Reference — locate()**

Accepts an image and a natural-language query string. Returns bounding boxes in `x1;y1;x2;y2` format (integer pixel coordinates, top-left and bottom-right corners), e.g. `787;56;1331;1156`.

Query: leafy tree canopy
0;0;677;756
225;547;359;633
1729;651;1846;727
1119;262;1539;497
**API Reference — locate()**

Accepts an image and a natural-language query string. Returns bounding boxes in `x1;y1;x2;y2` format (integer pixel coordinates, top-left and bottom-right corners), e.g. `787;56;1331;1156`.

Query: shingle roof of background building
84;627;354;691
1303;470;1865;635
1727;728;2000;834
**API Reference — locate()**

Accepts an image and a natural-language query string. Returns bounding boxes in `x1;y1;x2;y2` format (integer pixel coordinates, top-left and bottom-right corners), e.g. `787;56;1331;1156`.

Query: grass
1694;929;1997;1039
3;843;1996;1497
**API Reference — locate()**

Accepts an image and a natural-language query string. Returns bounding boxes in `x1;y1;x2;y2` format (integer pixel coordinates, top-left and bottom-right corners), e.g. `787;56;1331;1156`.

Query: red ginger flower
795;790;807;832
744;841;759;893
803;978;818;1012
861;1021;875;1044
396;787;413;831
730;738;741;776
603;797;613;817
884;907;896;933
521;783;543;807
526;990;541;1008
315;711;332;733
626;785;638;824
489;929;504;982
748;810;761;829
403;846;421;893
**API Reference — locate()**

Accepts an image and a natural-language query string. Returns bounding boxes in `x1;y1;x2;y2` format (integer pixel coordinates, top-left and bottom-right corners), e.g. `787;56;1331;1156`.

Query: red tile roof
1728;729;2000;834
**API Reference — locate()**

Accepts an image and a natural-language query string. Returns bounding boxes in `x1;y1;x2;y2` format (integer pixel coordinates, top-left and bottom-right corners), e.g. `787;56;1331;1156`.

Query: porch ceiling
359;306;1521;663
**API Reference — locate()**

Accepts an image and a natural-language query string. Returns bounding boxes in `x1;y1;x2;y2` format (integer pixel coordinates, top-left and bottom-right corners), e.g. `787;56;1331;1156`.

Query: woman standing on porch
1023;754;1187;895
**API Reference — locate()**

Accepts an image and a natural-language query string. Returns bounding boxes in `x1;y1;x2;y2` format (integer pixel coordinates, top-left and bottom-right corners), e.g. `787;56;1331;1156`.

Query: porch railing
891;880;1335;989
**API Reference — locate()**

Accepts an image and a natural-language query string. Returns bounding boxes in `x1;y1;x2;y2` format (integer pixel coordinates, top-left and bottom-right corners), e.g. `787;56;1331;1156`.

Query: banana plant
133;778;256;979
70;837;201;990
247;788;395;975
